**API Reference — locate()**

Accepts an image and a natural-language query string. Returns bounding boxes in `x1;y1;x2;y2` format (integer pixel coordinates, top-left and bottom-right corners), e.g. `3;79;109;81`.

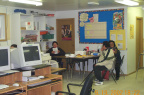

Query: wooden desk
51;67;66;74
0;66;63;95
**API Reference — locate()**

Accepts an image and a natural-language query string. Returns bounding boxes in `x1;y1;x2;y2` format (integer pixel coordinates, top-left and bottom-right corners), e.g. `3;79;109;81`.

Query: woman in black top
109;40;122;80
46;41;65;67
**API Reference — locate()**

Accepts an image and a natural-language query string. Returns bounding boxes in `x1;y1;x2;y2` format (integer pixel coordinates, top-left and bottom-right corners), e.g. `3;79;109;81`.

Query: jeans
93;65;107;82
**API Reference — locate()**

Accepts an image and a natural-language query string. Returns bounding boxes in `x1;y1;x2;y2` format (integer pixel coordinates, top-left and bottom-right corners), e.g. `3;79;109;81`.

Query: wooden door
136;17;143;69
56;18;75;54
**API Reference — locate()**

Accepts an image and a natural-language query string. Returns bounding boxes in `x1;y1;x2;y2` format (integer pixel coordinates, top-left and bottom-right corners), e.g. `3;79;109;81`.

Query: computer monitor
0;47;10;71
11;44;42;69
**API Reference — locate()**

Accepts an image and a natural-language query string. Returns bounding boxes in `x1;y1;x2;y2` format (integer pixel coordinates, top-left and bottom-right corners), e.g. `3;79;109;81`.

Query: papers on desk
22;76;40;81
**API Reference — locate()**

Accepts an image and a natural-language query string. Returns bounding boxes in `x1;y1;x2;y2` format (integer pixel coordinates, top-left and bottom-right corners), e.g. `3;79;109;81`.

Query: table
53;55;99;80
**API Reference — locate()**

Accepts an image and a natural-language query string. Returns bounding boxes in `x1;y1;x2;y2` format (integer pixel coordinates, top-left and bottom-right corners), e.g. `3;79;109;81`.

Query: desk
53;55;99;79
0;66;63;95
51;67;66;74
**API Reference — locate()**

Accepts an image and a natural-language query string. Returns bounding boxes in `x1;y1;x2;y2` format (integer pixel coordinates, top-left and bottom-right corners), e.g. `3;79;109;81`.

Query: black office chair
120;55;125;79
56;73;95;95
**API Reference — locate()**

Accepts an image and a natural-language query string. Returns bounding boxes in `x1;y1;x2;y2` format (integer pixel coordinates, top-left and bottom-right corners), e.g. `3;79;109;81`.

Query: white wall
127;7;143;74
56;7;128;73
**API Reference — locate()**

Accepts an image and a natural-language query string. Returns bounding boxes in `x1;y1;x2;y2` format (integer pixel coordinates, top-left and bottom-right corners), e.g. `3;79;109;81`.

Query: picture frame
0;13;7;41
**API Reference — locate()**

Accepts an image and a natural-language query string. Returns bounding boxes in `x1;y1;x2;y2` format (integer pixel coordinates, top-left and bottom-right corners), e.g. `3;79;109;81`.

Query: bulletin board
78;8;124;43
110;30;126;50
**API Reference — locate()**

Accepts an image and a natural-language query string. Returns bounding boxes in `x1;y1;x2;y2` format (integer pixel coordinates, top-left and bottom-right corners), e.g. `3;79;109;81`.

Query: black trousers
93;65;107;82
52;57;63;68
115;62;121;78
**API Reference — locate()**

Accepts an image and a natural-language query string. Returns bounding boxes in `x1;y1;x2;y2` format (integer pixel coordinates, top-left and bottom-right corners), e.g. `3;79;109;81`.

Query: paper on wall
117;34;123;40
111;34;116;41
93;14;98;22
117;43;123;49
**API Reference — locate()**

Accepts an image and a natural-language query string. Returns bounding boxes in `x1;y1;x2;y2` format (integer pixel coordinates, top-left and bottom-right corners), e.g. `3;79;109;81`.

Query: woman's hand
52;51;55;54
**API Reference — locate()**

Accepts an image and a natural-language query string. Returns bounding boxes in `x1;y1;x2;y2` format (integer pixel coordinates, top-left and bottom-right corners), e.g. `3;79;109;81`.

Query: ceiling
0;0;144;11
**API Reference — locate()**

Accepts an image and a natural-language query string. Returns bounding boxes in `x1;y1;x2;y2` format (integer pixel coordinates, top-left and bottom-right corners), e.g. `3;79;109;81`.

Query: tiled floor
61;69;144;95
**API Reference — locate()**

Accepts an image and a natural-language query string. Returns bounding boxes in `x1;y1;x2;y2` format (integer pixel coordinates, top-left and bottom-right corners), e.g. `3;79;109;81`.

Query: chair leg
110;71;117;84
120;69;125;79
78;62;81;74
87;60;88;71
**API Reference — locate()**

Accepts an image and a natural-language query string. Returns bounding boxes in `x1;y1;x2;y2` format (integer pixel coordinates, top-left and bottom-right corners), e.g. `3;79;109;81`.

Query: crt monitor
11;44;42;68
0;47;10;71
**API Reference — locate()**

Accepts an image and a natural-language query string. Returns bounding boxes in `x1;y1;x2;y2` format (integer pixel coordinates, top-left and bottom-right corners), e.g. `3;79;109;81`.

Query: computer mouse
13;83;19;87
38;76;44;79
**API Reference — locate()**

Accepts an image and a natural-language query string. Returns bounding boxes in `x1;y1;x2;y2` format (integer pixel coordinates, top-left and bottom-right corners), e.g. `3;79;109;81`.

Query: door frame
56;18;75;53
136;17;143;69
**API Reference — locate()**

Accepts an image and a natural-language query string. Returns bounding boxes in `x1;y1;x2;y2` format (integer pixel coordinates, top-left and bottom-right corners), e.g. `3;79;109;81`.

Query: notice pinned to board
111;34;116;41
117;34;123;40
110;30;126;50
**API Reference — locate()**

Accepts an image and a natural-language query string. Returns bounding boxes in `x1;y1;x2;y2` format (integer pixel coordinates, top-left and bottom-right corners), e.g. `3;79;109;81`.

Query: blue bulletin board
78;8;124;44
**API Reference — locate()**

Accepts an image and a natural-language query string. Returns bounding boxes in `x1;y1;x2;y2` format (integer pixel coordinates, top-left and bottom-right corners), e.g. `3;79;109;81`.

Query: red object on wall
47;14;54;17
40;31;48;35
85;47;89;51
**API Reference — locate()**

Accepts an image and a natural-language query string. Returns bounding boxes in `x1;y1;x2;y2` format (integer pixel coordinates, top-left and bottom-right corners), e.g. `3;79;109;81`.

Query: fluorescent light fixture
115;0;139;6
8;0;42;6
88;2;99;5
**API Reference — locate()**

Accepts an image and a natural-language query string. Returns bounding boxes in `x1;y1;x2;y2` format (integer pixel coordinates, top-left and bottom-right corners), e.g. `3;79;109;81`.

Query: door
56;18;75;54
136;17;143;69
56;18;75;68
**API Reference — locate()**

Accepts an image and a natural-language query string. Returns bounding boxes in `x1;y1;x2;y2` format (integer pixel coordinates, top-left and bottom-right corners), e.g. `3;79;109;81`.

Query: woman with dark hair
109;40;121;80
93;41;115;85
46;41;65;67
10;44;17;49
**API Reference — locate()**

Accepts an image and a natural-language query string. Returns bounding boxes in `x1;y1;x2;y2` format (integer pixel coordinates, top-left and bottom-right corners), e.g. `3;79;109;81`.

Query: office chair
56;73;95;95
120;55;125;79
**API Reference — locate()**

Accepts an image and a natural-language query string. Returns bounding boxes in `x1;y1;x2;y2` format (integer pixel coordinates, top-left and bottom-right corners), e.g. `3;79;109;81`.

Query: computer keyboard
0;84;9;90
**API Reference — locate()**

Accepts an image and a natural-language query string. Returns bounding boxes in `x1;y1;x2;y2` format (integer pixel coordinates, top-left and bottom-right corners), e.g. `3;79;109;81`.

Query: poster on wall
113;12;123;30
130;24;134;39
61;25;72;40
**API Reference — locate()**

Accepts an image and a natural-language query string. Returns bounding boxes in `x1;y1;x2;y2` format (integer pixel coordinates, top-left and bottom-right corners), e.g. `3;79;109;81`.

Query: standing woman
109;40;122;80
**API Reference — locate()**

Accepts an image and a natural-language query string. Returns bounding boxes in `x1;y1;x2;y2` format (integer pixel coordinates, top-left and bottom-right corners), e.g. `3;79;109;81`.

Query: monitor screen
0;49;8;66
23;46;40;62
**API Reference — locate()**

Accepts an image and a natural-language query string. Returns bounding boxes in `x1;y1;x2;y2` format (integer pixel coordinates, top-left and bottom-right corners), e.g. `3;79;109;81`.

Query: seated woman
46;41;65;68
93;41;115;86
10;44;17;49
109;40;121;80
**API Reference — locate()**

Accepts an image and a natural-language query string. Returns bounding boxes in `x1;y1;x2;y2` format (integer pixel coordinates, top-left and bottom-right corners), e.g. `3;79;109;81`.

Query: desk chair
120;55;125;79
103;68;117;84
56;73;95;95
102;60;117;84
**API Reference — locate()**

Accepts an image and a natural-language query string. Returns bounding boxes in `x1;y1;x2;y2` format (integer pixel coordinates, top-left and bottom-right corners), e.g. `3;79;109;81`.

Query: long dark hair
109;40;116;47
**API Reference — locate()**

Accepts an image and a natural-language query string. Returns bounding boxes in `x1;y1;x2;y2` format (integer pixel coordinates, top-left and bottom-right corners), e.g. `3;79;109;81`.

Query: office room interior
0;0;144;95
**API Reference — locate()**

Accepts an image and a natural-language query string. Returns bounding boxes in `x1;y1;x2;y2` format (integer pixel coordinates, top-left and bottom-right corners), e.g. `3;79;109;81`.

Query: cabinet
11;13;56;52
0;66;63;95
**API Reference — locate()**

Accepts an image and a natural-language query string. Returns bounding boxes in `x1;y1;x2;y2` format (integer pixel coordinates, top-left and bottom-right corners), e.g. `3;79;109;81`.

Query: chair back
80;73;94;95
120;55;125;66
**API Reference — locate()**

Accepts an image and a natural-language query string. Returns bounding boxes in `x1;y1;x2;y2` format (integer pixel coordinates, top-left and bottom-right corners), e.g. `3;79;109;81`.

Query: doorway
136;17;143;70
56;18;75;68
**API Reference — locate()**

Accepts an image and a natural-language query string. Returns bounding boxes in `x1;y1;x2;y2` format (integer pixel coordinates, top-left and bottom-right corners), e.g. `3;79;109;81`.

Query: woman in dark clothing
46;41;65;67
109;40;122;80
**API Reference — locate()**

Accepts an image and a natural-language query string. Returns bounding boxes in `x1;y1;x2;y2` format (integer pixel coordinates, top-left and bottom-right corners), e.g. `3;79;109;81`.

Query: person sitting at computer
10;44;17;49
109;40;121;80
46;41;65;68
93;41;115;86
